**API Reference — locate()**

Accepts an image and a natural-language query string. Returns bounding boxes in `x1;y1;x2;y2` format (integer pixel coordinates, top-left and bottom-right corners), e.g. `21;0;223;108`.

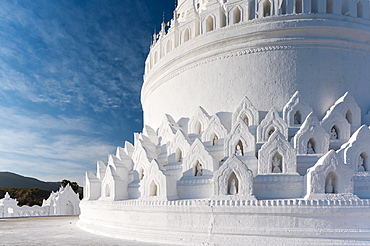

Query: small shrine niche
139;168;145;180
175;148;183;162
346;110;352;124
235;140;244;156
150;181;158;196
105;184;110;197
358;152;368;171
263;0;271;17
294;110;302;124
227;172;239;195
307;138;316;154
272;151;283;173
325;171;338;194
330;125;339;140
196;121;202;134
211;134;219;146
242;115;249;126
268;127;275;138
194;161;203;176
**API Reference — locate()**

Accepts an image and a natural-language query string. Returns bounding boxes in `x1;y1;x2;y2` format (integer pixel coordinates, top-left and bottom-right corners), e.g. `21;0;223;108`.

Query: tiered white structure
78;0;370;244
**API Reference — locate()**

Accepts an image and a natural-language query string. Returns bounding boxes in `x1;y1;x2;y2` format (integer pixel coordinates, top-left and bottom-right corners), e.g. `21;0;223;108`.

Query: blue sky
0;0;174;184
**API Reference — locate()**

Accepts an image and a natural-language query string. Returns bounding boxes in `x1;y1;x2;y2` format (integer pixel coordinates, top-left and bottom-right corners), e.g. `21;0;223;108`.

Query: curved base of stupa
78;199;370;245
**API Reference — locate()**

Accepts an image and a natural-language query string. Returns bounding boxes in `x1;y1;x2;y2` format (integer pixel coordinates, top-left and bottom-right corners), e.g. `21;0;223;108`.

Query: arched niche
220;11;226;28
307;137;316;154
358;152;368;171
346;109;352;124
311;0;319;13
271;151;283;173
330;125;339;140
257;108;288;142
212;156;255;199
188;106;211;134
235;139;244;156
183;28;190;43
66;201;74;215
283;91;313;127
233;7;242;24
139;167;145;180
325;171;338;194
101;165;128;201
211;134;219;146
153;51;158;64
105;184;110;197
149;181;158;196
263;0;271;16
167;129;191;163
165;39;172;54
224;119;256;157
337;125;370;172
196;121;202;134
268;126;275;138
201;115;227;143
194;161;203;176
175;148;183;162
138;160;175;200
357;1;363;18
305;150;356;200
227;172;239;195
182;138;218;177
294;110;302;124
321;92;360;136
295;0;303;13
206;16;214;32
242;114;249;126
232;96;259;127
258;130;297;174
326;0;334;13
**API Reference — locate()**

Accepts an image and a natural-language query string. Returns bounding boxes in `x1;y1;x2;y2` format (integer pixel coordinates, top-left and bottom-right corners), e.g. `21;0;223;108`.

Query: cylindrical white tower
142;0;370;130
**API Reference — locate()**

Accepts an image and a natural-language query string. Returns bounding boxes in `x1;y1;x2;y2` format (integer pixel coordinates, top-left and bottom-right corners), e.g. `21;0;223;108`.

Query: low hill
0;172;60;191
0;187;51;206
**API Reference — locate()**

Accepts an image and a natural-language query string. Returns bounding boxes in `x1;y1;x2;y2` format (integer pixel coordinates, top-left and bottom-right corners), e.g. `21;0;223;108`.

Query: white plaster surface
81;0;370;244
0;216;167;246
1;216;369;246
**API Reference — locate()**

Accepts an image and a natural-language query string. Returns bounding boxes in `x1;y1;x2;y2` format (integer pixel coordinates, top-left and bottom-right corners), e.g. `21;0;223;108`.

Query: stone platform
78;199;370;246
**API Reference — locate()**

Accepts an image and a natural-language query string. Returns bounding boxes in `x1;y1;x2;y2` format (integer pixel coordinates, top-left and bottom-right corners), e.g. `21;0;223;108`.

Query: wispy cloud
0;106;116;183
0;0;151;114
0;0;172;184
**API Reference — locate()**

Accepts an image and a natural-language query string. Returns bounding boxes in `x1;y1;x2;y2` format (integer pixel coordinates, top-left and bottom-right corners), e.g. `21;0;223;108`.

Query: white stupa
78;0;370;245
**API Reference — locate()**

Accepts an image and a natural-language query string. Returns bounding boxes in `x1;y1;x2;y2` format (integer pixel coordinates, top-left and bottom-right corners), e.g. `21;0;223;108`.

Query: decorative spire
160;12;166;36
152;27;157;45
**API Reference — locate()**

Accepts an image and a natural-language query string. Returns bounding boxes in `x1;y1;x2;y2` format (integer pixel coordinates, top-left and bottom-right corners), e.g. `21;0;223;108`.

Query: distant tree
61;179;79;193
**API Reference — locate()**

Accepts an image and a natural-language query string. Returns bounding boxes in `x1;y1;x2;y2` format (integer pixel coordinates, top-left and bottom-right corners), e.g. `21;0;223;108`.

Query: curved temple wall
142;0;370;129
78;199;370;245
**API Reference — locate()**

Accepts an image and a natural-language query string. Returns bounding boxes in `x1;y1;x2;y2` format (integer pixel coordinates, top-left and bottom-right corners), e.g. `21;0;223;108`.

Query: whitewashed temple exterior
78;0;370;245
0;184;80;217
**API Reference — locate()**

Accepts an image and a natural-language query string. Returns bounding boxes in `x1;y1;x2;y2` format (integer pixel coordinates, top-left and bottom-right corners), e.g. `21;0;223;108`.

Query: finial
162;12;165;23
152;27;157;45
